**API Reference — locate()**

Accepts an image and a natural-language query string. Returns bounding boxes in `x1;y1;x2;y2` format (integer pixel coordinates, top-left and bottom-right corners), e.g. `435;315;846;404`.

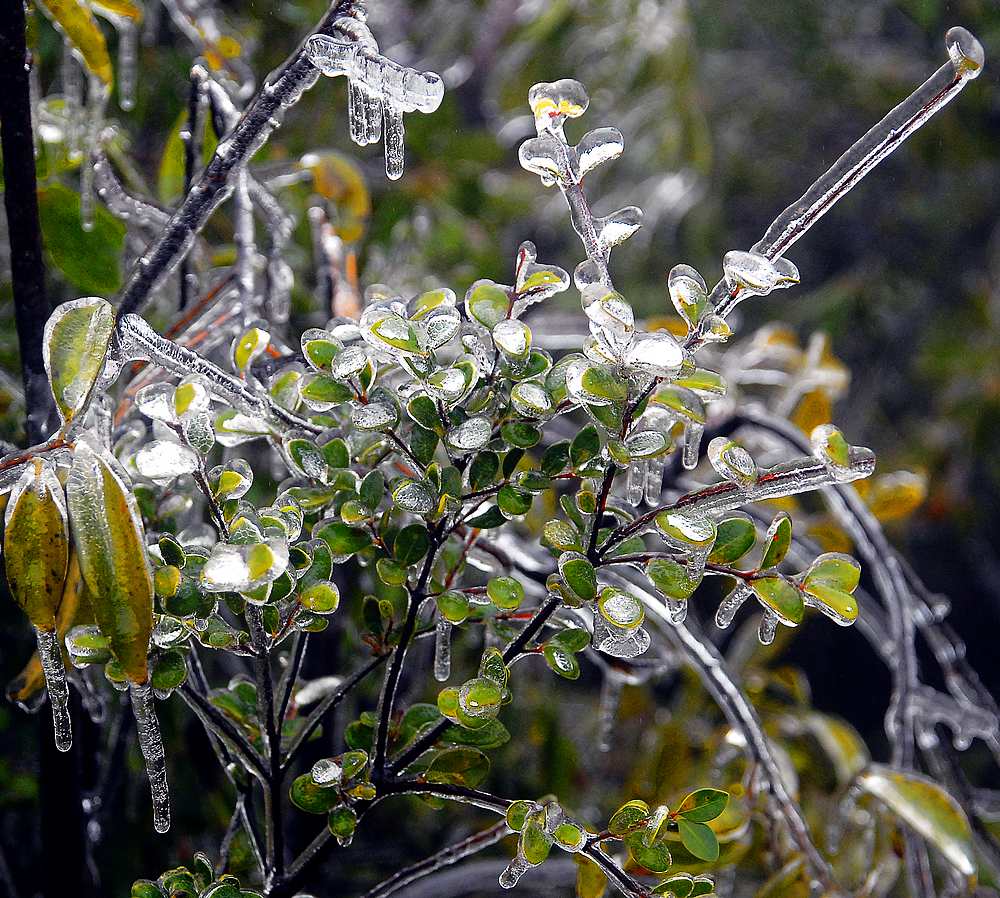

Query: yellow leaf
790;388;832;435
4;459;69;631
859;764;976;880
298;151;371;242
36;0;113;85
863;471;927;522
89;0;142;22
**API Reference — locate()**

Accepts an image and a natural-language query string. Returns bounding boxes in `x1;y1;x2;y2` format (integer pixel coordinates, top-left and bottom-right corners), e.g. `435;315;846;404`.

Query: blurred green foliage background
1;0;998;895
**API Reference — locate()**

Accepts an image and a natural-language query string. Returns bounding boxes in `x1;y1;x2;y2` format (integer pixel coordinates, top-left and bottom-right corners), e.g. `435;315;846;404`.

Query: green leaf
440;719;510;750
646;557;700;601
3;460;69;631
315;521;372;559
487;576;524;610
521;813;553;865
540;441;571;476
66;436;154;683
150;649;187;693
858;764;975;877
497;483;532;518
469;452;499;491
570;425;601;469
676;788;729;823
394;523;431;566
559;553;597;601
759;512;792;570
609;800;651;836
39;184;124;294
581;365;627;403
708;515;756;565
750;576;804;626
543;519;582;552
425;746;490;788
289;774;341;814
300;375;355;406
464;505;506;529
575;855;608;898
677;819;719;862
42;295;116;425
543;644;580;679
625;829;672;873
465;280;510;329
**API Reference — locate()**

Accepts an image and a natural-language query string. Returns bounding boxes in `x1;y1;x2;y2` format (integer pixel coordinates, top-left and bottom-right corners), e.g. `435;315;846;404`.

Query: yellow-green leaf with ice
858;764;976;879
42;297;116;427
66;435;154;684
4;460;69;632
801;552;860;625
36;0;113;85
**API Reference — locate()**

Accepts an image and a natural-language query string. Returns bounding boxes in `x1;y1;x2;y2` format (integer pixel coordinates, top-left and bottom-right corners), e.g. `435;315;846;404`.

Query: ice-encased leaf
596;206;642;249
722;251;799;297
4;461;72;751
492;319;531;359
200;539;290;594
66;434;154;683
447;416;492;452
667;264;709;329
38;0;113;85
528;79;589;131
510;381;552;417
576;127;624;177
624;332;683;379
351;400;398;432
43;297;116;426
465;280;510;329
858;764;975;877
392;479;436;515
134;440;200;485
707;437;757;488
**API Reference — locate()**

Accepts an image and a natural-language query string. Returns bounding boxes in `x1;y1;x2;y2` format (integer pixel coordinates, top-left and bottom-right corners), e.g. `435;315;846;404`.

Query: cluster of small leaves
131;852;261;898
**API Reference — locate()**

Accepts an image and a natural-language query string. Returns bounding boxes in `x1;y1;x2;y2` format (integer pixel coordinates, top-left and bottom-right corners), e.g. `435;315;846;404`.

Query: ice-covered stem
737;407;920;766
686;26;985;352
519;80;640;288
372;524;444;783
246;607;285;881
623;576;840;892
0;2;56;443
129;680;171;834
179;68;205;310
601;437;875;556
116;0;363;317
361;821;511;898
93;150;172;231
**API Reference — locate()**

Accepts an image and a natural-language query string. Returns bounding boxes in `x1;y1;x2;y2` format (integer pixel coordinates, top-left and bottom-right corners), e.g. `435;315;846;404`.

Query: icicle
117;19;138;111
348;80;366;144
644;457;666;505
499;851;532;889
80;78;109;232
363;84;382;145
682;422;704;470
716;584;752;629
758;611;779;645
62;44;83;162
383;103;405;181
129;680;171;833
433;618;452;682
35;627;72;752
626;460;644;506
597;671;623;752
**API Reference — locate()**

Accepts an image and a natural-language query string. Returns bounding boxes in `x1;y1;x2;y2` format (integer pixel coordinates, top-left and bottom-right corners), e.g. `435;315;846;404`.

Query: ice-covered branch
685;27;984;351
117;0;436;317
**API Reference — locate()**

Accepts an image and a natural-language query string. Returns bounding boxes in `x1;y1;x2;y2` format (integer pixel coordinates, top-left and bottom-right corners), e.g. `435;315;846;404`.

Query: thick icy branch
686;27;984;351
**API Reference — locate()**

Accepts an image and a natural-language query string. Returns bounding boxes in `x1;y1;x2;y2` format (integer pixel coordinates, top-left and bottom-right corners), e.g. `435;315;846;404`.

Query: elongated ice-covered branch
603;426;874;554
93;151;171;231
686;26;985;350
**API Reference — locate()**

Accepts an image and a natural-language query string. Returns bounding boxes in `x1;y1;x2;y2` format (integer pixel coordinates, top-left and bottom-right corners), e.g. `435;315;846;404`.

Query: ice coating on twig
685;26;986;351
130;680;171;833
305;17;444;180
35;627;73;752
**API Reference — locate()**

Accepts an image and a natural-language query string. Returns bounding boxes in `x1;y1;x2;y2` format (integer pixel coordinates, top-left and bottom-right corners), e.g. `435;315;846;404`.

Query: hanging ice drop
117;19;138;111
129;680;171;833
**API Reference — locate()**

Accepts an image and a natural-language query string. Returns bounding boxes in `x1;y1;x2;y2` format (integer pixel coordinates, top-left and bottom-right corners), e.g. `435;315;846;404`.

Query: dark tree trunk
0;6;92;898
